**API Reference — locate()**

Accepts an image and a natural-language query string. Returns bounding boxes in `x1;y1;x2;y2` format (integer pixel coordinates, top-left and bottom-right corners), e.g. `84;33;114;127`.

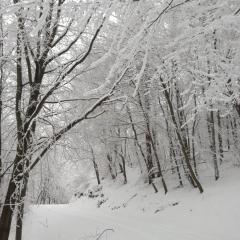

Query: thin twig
96;228;114;240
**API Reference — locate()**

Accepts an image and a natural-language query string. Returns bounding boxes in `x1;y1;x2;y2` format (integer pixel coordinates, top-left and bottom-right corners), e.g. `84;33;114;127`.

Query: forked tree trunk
0;7;26;236
0;1;110;239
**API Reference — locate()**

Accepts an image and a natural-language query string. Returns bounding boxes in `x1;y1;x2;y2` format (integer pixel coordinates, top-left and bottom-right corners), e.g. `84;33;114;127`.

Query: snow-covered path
23;193;239;240
22;170;240;240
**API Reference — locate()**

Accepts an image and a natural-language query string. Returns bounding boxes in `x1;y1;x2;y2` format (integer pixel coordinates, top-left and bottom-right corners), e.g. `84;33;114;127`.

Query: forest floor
22;166;240;240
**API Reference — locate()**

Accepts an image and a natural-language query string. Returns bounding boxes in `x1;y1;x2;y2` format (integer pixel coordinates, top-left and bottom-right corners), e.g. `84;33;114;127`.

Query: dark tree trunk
0;5;3;186
119;154;127;184
147;127;167;194
230;117;240;159
115;129;127;184
0;148;30;240
0;1;108;239
126;105;150;182
207;110;219;180
217;110;224;164
192;94;198;177
137;93;155;183
94;161;101;185
90;146;101;185
160;77;203;193
226;115;230;150
145;131;154;183
158;96;183;187
0;179;17;240
15;173;29;240
107;154;116;180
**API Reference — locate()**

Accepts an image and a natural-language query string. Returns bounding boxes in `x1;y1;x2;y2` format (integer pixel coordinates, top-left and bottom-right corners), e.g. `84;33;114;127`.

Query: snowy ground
22;167;240;240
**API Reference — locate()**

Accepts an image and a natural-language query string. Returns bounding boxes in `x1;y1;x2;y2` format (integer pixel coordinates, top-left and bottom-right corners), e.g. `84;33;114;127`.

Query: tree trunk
93;161;101;185
119;153;127;184
160;77;203;193
137;93;155;183
0;4;3;186
0;179;17;240
230;117;240;161
15;173;29;240
207;110;219;180
0;148;30;240
149;133;168;194
145;131;154;183
107;154;116;180
126;105;150;182
217;110;224;164
158;96;183;187
192;94;198;177
90;146;101;185
226;115;230;150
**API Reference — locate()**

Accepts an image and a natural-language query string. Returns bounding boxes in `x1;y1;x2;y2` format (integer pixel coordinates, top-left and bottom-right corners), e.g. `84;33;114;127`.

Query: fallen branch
95;228;114;240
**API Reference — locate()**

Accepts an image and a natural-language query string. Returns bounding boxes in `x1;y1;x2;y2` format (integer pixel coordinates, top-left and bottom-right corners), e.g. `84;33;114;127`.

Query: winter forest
0;0;240;239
